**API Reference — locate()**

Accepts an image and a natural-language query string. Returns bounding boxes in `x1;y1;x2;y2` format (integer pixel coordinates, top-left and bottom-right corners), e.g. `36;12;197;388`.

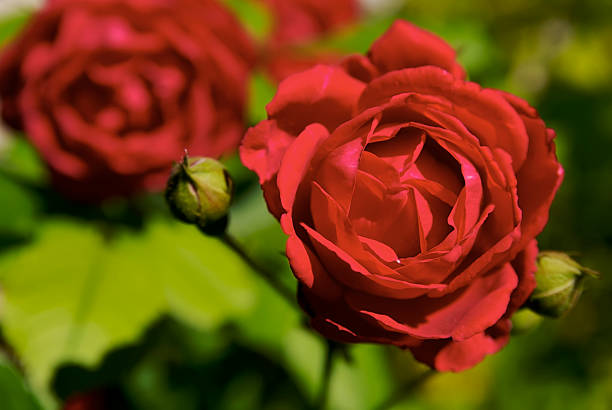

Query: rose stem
316;340;338;409
0;331;25;376
220;233;295;305
373;369;435;410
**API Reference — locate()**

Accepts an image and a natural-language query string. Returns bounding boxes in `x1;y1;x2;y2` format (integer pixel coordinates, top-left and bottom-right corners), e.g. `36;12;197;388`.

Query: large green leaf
0;356;43;410
0;218;255;407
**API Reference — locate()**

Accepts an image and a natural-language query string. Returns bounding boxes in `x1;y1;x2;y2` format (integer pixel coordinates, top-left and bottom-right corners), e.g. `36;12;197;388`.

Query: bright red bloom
0;0;255;201
241;20;563;371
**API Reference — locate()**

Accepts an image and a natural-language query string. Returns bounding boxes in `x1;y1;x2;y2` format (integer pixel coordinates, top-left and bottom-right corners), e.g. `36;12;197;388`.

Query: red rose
259;0;359;82
263;0;359;46
0;0;254;201
63;388;126;410
241;20;563;371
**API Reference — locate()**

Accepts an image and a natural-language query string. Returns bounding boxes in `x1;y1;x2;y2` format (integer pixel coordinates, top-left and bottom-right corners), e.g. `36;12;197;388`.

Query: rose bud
165;155;233;235
528;252;599;318
511;308;543;334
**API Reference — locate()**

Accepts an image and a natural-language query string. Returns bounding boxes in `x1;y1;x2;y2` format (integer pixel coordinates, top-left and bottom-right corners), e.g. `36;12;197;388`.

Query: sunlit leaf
0;218;256;407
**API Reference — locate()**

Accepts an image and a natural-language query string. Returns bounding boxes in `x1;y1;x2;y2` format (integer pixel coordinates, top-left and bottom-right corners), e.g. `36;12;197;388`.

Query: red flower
260;0;359;82
0;0;255;201
63;390;106;410
263;0;359;46
241;20;563;371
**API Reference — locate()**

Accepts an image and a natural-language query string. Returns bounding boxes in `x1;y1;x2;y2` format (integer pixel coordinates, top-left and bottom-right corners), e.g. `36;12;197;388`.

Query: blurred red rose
241;20;563;371
63;393;104;410
0;0;255;201
63;388;128;410
263;0;359;46
260;0;359;82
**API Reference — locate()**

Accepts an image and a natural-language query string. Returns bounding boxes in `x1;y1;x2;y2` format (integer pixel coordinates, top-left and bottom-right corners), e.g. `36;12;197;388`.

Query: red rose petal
286;235;342;300
314;131;368;211
499;91;565;242
348;262;517;340
341;54;380;83
302;222;444;298
277;123;330;217
506;239;538;315
240;120;295;184
267;65;365;134
359;67;529;171
358;236;400;264
367;20;466;80
410;328;508;372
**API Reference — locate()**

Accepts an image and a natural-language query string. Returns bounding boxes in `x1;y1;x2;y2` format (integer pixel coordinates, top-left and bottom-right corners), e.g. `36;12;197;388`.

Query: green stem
221;233;295;305
0;330;24;376
316;340;337;409
373;369;435;410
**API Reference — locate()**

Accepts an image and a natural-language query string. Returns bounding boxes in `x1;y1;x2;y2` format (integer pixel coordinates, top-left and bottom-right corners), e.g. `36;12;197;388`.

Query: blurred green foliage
0;0;611;409
0;217;257;406
0;12;28;45
0;357;42;410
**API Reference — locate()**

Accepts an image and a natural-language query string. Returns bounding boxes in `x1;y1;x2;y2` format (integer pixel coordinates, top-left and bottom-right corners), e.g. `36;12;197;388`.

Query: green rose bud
511;308;543;334
528;252;599;318
165;155;234;235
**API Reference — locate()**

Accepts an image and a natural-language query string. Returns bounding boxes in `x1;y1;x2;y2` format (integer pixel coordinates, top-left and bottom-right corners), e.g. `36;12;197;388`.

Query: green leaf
282;327;325;401
0;12;30;46
0;218;255;406
0;137;46;241
247;71;277;125
318;17;396;54
221;0;272;41
0;174;39;241
327;345;395;410
229;186;302;355
0;357;43;410
0;136;47;185
281;330;396;409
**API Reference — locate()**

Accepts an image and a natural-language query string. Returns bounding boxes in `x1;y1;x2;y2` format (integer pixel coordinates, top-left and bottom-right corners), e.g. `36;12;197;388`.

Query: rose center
348;127;463;259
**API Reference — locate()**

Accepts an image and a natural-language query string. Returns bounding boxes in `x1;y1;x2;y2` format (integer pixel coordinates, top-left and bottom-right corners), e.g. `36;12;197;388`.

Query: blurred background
0;0;611;409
